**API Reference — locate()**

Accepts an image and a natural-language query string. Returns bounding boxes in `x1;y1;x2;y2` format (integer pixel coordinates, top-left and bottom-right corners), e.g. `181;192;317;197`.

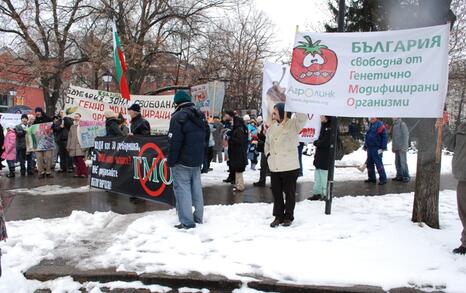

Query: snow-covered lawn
201;144;453;186
1;190;465;292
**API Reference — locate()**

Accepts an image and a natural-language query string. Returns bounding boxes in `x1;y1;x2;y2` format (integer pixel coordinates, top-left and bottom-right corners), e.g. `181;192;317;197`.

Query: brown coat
67;124;85;157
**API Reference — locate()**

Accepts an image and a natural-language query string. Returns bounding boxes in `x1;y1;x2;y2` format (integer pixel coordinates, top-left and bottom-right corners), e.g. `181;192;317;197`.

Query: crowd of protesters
0;91;464;255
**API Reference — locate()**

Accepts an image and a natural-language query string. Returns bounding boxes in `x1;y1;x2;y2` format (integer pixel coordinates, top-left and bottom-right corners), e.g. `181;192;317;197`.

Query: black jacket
228;117;248;172
256;125;266;153
105;118;124;137
313;119;332;170
130;113;151;136
15;123;27;149
167;102;207;167
52;117;73;143
34;112;52;124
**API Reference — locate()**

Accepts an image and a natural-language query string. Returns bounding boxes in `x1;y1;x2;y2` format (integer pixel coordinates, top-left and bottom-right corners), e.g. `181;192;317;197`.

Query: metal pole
325;0;345;215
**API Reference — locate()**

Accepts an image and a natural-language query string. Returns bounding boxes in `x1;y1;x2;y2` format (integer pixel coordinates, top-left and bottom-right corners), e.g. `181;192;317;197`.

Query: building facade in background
0;48;45;113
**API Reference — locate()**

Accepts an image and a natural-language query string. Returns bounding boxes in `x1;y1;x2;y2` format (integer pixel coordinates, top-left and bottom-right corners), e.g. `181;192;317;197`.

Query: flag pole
283;25;299;124
325;0;345;215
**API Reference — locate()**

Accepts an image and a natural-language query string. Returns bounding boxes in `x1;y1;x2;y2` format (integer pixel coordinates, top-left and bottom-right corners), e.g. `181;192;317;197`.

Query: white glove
377;149;384;155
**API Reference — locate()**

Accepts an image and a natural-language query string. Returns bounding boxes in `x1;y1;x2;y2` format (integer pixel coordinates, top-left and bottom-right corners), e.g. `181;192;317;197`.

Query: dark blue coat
167;102;207;167
364;120;388;150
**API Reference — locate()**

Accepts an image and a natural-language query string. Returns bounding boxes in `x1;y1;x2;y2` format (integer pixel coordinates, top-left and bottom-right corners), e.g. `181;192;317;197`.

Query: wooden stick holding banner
436;110;448;163
283;25;299;124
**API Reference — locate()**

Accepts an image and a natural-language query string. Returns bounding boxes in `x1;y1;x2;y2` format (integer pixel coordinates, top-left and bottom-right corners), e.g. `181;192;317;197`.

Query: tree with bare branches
0;0;98;115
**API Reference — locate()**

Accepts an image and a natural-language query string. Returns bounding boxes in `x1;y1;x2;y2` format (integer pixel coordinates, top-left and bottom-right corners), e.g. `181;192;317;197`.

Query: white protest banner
65;85;174;134
0;113;21;129
286;24;450;118
191;83;209;116
298;114;321;144
262;62;289;126
191;81;225;117
262;62;320;142
78;120;106;148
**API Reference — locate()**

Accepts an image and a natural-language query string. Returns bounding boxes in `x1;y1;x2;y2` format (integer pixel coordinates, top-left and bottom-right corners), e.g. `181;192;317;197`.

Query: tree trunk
412;118;440;229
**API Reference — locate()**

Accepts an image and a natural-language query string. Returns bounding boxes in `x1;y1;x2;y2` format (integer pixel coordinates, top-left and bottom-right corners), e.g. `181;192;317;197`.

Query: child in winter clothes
1;128;17;177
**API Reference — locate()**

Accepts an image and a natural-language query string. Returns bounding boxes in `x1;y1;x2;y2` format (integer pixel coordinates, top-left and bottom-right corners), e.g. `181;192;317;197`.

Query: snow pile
1;191;465;292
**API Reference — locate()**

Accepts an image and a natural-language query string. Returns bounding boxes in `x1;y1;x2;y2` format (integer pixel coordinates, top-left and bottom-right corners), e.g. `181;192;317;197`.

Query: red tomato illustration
290;36;338;85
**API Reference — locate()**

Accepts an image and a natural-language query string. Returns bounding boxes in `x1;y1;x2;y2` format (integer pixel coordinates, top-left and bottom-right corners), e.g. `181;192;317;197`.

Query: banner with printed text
65;85;175;134
0;113;21;129
90;135;175;206
78;120;107;148
262;62;320;142
285;24;450;118
191;81;225;117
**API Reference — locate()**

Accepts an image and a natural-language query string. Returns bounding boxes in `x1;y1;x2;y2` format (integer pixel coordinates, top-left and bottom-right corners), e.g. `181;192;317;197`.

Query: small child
1;127;16;178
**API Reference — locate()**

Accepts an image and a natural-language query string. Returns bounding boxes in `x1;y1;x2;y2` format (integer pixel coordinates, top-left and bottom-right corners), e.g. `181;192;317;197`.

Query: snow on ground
201;144;453;186
9;185;101;196
1;191;465;292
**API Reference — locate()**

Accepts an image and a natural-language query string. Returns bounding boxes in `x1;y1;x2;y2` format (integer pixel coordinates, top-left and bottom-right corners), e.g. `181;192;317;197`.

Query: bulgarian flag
112;21;130;100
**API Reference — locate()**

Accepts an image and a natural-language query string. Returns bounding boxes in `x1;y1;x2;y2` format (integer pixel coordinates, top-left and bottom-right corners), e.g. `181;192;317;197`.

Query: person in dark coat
104;110;124;137
308;116;333;201
222;110;235;183
33;107;54;178
228;116;248;192
168;90;207;229
15;114;33;175
118;113;130;135
52;110;74;173
128;103;151;136
253;120;269;187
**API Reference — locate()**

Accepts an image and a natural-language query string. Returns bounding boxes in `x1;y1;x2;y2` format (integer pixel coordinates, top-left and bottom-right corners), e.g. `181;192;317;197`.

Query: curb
24;262;443;293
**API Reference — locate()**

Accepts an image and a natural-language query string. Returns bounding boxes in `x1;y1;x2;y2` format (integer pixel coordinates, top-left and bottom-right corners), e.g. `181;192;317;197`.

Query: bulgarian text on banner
65;85;175;134
285;24;450;118
90;135;175;206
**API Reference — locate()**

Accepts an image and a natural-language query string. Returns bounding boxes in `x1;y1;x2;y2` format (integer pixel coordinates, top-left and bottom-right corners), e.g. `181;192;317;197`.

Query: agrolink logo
291;36;338;85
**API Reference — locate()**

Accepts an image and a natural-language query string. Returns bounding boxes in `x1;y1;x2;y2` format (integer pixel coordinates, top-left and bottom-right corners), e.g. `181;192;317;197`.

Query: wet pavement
0;171;458;221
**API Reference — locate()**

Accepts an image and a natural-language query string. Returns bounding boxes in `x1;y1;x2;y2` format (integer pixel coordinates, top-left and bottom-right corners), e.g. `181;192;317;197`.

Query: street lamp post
102;71;113;92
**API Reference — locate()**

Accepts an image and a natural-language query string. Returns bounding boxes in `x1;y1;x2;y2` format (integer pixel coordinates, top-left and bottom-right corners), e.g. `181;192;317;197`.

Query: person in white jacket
265;103;307;227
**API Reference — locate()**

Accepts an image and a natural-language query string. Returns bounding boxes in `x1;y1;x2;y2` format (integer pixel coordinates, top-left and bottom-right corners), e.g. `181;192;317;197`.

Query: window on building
0;94;13;112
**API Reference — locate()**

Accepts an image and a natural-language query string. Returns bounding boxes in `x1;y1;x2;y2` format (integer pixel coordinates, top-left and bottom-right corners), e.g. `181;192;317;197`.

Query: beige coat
265;113;307;172
67;124;85;157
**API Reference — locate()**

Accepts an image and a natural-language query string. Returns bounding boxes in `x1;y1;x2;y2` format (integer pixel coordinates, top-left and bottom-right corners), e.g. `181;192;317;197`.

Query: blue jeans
394;150;410;180
367;147;387;182
171;164;204;227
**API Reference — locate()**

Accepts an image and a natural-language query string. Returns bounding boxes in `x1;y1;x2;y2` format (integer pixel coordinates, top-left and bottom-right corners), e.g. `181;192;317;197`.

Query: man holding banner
128;103;151;136
33;108;54;178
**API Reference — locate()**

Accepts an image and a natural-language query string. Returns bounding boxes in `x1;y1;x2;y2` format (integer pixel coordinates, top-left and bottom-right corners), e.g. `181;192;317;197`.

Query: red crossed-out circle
137;142;170;197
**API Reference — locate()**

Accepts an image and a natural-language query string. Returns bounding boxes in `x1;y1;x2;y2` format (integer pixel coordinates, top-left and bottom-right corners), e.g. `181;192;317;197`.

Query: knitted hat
128;103;141;112
174;90;192;105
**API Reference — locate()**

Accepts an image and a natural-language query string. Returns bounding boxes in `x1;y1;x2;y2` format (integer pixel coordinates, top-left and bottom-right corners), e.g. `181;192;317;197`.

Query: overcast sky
254;0;333;52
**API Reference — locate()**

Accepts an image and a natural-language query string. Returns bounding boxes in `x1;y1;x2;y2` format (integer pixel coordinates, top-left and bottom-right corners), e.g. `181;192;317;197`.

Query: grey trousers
458;181;466;247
